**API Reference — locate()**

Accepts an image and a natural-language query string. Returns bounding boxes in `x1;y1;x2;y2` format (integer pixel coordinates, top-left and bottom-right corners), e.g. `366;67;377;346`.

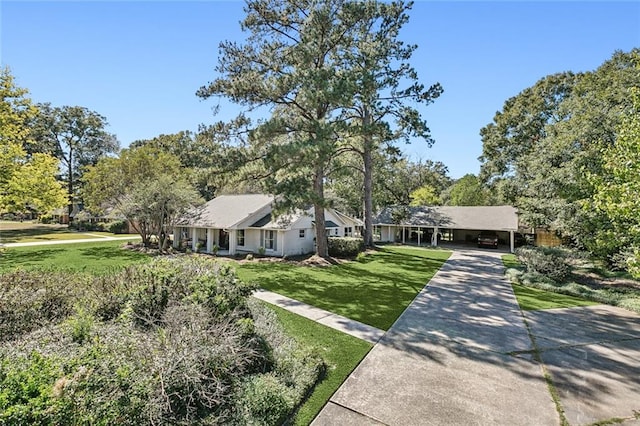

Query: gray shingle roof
374;205;519;231
177;194;274;228
248;210;307;230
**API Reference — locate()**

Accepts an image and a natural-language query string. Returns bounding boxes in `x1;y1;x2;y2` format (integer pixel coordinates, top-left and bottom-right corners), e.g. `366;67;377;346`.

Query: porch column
402;226;405;244
432;227;439;247
510;230;515;253
207;229;213;253
173;227;179;248
229;230;237;255
191;227;198;252
280;231;285;257
417;227;421;246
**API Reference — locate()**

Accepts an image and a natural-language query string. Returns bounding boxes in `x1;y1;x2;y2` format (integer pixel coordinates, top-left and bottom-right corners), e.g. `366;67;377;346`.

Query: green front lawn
502;253;521;270
512;283;599;311
503;254;600;311
269;304;372;425
0;221;139;243
0;240;150;274
237;246;450;330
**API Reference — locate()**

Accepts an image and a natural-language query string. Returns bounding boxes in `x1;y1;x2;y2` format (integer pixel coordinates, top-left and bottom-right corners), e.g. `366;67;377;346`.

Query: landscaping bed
503;250;640;313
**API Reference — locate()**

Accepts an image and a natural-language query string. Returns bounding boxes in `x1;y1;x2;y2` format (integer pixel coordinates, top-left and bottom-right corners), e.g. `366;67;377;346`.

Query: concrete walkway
312;249;640;425
253;289;384;345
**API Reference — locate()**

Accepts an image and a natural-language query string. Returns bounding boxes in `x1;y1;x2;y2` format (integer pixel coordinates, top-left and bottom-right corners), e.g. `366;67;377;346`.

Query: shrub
328;237;364;258
64;306;95;344
0;270;87;341
238;373;295;425
515;246;572;282
108;220;128;234
0;258;323;425
249;300;324;405
85;222;106;232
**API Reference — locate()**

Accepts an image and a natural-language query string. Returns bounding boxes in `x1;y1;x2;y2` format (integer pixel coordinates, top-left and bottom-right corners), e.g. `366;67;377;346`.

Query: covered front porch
173;226;236;254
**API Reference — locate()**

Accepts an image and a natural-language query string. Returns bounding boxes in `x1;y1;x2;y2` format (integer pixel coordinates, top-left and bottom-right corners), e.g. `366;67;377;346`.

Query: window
344;227;352;237
237;229;245;246
326;228;338;236
299;229;305;238
265;230;276;250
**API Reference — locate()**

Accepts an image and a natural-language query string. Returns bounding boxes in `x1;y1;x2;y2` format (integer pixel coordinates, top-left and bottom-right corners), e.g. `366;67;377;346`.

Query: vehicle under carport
373;205;521;253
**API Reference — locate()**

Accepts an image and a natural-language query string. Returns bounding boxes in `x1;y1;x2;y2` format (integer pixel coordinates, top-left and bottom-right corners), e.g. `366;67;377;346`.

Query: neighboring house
374;205;520;252
51;204;82;224
174;194;362;257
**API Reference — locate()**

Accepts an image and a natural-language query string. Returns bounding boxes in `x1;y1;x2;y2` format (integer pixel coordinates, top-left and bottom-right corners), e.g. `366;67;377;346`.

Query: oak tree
0;68;65;215
31;104;119;221
83;146;202;249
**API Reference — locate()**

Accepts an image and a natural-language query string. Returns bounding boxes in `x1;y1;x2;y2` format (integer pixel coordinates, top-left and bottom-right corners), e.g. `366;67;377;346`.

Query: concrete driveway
312;249;640;425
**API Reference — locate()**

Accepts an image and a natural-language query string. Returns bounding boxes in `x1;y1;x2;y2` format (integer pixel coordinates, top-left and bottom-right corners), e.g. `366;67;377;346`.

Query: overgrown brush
514;246;572;282
0;269;90;341
0;257;324;425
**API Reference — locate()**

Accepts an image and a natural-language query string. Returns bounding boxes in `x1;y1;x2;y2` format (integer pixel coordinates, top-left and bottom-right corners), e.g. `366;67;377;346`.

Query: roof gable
178;194;274;229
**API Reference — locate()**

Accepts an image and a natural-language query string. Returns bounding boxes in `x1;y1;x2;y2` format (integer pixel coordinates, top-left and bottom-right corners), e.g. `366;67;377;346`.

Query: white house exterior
174;194;362;257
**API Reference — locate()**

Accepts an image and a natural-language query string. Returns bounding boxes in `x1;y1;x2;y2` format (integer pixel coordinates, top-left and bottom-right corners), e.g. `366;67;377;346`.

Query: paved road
312;249;640;425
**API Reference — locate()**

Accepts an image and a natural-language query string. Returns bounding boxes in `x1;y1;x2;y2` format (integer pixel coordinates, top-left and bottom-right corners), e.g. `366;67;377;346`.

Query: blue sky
2;1;639;178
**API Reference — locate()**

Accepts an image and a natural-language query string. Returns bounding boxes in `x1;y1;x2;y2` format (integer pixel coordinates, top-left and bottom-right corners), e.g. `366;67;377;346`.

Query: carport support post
510;231;515;253
432;227;439;247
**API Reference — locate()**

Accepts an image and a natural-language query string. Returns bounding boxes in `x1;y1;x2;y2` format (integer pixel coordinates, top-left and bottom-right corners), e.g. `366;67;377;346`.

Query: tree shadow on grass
0;226;71;243
0;248;67;270
78;246;149;261
238;249;449;330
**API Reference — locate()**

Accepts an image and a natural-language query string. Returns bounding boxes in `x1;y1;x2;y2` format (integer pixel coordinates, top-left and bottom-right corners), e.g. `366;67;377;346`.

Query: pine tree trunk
313;165;328;258
362;107;374;247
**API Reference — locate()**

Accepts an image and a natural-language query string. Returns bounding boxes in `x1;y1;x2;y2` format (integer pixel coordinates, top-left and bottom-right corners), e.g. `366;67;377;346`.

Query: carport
373;205;520;252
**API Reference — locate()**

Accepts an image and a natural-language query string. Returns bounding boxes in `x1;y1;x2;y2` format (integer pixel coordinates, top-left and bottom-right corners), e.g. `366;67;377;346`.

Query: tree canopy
333;0;442;246
198;0;440;256
591;85;640;276
31;103;119;219
83;146;202;249
0;68;66;215
479;48;640;264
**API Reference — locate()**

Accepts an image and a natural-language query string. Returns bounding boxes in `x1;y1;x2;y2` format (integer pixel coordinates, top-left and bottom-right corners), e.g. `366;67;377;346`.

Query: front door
218;230;229;250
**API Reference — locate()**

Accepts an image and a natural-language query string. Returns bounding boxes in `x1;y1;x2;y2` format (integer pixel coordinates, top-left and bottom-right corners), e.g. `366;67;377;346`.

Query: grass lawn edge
502;254;602;311
265;302;373;425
